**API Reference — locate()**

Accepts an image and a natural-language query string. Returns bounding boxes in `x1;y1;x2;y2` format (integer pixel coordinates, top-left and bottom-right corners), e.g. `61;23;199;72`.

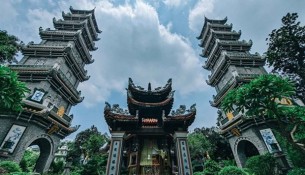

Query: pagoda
104;78;196;175
0;7;101;173
197;17;290;169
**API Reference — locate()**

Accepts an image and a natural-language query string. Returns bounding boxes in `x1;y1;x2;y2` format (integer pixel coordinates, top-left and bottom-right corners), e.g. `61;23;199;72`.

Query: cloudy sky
1;0;304;139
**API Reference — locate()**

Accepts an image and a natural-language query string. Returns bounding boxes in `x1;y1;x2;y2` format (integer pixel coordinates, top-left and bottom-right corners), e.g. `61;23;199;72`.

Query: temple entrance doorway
237;140;259;167
139;138;171;175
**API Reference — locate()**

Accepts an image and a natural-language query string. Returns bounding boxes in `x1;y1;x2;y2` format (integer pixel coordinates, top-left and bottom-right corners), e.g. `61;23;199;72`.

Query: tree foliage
202;160;221;175
245;154;276;175
0;160;22;173
287;168;305;175
218;166;248;175
66;126;109;175
50;160;64;174
221;74;305;151
0;30;22;64
221;74;296;119
189;127;233;161
80;154;108;175
19;150;39;172
273;130;305;168
266;13;305;102
188;130;213;160
0;66;29;111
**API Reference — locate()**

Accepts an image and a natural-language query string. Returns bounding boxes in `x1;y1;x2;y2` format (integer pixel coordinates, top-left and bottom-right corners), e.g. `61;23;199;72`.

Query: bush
0;161;22;173
50;160;64;174
245;154;276;175
288;168;305;175
219;159;236;167
202;160;221;175
193;172;203;175
218;166;248;175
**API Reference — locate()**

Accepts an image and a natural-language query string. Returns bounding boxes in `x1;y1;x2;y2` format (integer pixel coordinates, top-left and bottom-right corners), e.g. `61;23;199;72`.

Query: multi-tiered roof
8;7;101;138
104;78;196;133
198;17;266;108
197;17;267;133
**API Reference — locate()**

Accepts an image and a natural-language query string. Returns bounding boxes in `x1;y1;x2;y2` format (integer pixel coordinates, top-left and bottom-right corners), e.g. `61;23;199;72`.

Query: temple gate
104;78;195;175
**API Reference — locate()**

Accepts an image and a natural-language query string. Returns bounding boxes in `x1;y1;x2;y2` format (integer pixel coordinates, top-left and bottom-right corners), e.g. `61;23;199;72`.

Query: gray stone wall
25;81;69;111
216;66;235;91
235;66;264;75
0;116;61;172
227;126;269;167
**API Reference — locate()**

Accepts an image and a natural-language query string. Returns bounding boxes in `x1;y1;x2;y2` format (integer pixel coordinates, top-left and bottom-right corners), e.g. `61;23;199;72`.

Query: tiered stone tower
104;78;196;175
197;17;290;169
0;7;100;173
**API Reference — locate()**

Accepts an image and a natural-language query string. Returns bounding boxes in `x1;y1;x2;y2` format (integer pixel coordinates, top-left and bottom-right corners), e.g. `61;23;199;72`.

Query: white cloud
69;1;208;107
0;1;19;24
15;8;61;44
163;0;186;7
188;0;215;32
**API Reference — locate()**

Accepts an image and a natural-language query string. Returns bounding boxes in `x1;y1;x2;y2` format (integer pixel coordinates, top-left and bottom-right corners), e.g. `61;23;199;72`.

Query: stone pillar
106;131;125;175
174;131;193;175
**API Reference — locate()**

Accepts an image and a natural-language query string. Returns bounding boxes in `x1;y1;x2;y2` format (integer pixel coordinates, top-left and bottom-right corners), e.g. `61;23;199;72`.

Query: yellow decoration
47;124;59;135
231;128;241;137
226;112;234;120
57;106;65;117
279;98;292;105
273;97;292;105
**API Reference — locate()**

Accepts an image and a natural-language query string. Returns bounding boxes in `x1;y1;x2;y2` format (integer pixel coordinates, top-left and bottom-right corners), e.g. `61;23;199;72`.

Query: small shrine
104;78;196;175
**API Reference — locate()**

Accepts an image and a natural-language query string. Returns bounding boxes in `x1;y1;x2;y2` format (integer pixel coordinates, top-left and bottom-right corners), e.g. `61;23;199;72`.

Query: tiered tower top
9;7;101;138
197;17;266;129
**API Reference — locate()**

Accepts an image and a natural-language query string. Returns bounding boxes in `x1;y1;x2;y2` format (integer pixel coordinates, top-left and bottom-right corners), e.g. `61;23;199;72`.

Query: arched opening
237;140;259;167
20;138;52;173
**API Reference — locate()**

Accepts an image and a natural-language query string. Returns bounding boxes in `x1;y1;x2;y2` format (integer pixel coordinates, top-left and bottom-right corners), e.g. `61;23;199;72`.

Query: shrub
218;166;248;175
245;154;276;175
0;161;22;173
50;160;64;174
193;172;203;175
202;160;221;175
287;168;305;175
219;159;236;167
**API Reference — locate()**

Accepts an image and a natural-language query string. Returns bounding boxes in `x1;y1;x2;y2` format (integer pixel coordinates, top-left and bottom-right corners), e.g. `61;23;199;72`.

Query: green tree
80;133;108;174
0;160;22;173
221;74;305;151
0;66;29;111
66;126;109;174
245;154;276;175
0;30;22;64
188;131;213;160
193;127;233;160
81;154;108;175
288;168;305;175
19;149;39;172
50;160;64;174
266;13;305;102
218;166;248;175
202;160;221;175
